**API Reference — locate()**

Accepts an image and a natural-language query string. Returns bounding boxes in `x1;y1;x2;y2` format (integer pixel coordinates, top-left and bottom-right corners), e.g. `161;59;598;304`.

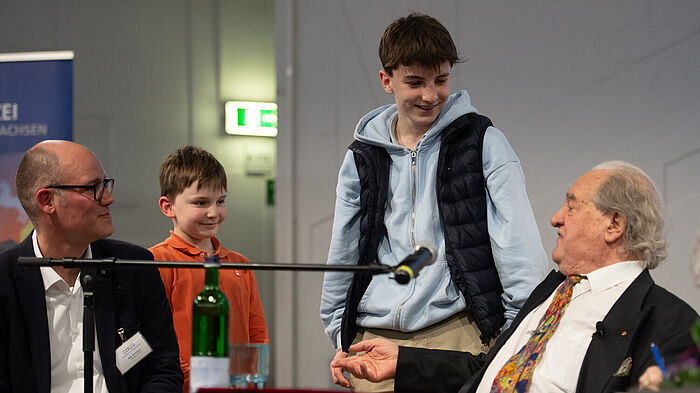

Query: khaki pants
349;313;492;393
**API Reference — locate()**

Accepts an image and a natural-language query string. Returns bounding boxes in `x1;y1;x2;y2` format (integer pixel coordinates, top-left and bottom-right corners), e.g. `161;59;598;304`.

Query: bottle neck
204;266;219;288
203;255;220;288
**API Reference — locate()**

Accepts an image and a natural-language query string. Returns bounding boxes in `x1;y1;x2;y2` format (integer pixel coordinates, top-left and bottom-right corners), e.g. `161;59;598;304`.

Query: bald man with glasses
0;140;183;393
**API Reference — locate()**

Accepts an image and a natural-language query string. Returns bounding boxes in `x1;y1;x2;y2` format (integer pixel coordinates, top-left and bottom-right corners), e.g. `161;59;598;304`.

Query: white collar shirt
34;232;109;393
476;261;645;393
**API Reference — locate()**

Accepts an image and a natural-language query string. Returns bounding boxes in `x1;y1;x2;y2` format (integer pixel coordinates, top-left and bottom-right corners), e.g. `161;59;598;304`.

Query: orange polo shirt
150;232;268;393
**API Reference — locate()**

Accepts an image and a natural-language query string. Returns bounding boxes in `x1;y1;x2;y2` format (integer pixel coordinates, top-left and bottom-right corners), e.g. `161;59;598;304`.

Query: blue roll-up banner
0;51;73;246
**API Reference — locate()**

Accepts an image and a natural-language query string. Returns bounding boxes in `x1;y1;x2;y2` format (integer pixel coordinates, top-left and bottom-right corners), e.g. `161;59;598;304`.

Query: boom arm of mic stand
17;257;394;274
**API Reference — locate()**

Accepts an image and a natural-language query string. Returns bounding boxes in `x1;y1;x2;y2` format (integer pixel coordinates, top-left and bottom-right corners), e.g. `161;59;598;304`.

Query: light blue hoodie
321;90;548;349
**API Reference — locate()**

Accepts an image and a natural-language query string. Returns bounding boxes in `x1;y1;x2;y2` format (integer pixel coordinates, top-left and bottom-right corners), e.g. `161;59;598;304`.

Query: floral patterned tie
490;275;584;393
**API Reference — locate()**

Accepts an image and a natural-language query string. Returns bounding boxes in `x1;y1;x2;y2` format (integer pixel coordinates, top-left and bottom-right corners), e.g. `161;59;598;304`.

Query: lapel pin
620;330;628;336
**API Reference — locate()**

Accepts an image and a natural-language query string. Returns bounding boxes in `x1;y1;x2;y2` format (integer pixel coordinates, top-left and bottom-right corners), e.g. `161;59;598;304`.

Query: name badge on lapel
116;332;153;374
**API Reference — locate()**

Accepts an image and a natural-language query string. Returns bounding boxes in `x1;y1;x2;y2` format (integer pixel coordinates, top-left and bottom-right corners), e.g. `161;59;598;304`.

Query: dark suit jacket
395;269;699;393
0;235;184;393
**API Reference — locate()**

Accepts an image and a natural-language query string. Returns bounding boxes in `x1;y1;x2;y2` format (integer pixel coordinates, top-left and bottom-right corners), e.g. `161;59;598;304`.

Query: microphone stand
17;257;396;393
80;266;97;393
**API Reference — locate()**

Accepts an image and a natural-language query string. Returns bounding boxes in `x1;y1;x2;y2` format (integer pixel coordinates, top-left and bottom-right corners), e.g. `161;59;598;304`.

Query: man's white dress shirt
476;261;644;393
33;232;109;393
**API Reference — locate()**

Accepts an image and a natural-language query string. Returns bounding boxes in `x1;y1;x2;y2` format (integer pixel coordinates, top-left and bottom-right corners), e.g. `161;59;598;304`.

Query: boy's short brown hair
379;12;463;75
159;146;227;200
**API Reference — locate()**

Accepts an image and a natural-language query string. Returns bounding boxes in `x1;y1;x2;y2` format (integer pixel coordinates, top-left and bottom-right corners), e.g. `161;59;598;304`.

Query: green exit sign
225;101;278;137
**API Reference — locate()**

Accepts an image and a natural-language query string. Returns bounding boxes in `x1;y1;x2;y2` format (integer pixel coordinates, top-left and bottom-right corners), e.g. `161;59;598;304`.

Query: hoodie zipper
397;149;417;329
410;149;417;248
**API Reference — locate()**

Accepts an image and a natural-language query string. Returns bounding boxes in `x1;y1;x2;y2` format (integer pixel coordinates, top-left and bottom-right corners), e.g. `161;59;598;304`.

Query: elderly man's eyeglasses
46;178;115;201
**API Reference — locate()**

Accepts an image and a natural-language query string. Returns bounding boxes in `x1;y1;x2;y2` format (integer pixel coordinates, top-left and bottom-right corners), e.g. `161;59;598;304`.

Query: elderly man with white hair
333;161;698;393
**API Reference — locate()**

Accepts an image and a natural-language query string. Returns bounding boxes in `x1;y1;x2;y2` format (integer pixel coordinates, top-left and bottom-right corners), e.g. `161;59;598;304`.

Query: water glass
230;343;269;389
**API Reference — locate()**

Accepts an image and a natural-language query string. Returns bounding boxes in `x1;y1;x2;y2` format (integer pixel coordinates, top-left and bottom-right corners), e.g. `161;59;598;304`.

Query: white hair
591;161;665;269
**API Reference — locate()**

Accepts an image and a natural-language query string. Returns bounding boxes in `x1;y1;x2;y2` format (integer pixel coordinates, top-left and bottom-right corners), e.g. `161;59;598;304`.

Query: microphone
394;243;437;284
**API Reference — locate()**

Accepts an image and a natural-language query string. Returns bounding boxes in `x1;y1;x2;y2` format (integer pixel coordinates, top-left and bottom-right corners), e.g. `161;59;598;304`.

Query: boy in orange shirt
150;146;268;393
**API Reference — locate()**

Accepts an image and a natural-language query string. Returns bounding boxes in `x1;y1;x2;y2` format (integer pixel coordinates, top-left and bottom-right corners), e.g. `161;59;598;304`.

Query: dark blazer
0;235;183;393
395;269;699;393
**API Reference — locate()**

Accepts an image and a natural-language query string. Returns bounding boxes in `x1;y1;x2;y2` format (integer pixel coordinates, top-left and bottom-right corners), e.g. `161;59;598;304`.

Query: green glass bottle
189;255;230;392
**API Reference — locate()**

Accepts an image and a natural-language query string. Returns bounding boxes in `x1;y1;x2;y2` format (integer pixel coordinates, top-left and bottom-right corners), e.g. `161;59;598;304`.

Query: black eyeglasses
46;178;115;201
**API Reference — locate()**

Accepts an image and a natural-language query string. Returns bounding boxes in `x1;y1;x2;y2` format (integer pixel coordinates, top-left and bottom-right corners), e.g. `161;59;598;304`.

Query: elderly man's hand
638;366;663;391
330;350;351;388
330;338;399;384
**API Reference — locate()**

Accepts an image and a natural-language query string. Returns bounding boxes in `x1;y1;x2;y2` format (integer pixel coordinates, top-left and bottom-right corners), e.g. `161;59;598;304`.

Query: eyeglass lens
96;179;114;200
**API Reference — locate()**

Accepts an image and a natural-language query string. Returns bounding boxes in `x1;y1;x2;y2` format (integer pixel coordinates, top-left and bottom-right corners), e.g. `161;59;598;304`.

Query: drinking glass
229;343;269;389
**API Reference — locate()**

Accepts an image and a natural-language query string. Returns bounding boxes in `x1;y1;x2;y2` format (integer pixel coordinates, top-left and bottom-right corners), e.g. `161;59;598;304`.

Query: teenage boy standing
320;13;548;391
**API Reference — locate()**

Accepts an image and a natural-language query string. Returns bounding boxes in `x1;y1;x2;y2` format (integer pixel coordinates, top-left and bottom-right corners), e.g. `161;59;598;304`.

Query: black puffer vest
339;113;505;352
